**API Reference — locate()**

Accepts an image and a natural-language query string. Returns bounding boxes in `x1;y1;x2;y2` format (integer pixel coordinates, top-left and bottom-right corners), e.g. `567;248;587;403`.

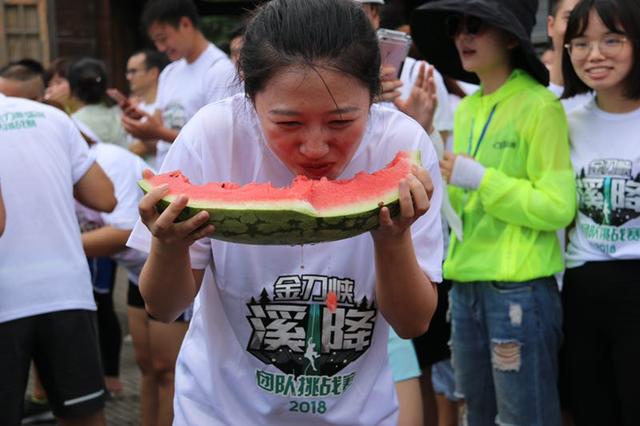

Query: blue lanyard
467;104;498;158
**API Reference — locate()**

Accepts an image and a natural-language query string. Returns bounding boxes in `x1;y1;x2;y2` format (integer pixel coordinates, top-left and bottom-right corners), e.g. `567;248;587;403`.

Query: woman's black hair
68;58;109;105
43;57;71;86
562;0;640;99
239;0;381;102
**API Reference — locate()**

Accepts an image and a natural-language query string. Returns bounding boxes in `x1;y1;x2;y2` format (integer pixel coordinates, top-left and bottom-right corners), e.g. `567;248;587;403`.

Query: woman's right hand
138;173;215;248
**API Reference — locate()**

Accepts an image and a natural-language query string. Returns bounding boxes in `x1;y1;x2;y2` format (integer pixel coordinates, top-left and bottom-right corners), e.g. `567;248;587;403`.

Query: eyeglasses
446;15;486;38
564;34;629;61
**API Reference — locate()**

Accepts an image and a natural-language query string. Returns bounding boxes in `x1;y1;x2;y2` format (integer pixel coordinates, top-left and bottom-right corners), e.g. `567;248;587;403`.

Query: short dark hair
133;49;170;73
68;57;108;105
43;57;71;86
562;0;640;99
4;58;44;76
239;0;381;101
0;64;40;81
380;2;408;30
141;0;200;31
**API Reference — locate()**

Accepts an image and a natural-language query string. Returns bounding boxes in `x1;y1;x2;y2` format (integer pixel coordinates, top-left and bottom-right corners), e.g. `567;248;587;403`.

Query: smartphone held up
377;28;412;78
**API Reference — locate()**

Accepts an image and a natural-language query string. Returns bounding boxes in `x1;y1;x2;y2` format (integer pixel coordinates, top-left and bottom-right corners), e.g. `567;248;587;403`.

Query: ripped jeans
450;278;562;426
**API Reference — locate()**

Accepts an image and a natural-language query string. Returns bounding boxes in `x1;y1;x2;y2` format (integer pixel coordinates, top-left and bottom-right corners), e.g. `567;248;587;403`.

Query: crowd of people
1;0;639;425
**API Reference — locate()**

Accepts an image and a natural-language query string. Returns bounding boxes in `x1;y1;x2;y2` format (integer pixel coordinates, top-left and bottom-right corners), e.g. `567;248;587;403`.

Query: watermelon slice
139;151;420;245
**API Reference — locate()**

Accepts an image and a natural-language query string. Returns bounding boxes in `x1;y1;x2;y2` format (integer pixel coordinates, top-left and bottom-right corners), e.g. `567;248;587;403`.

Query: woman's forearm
82;227;130;257
374;232;438;339
139;239;199;322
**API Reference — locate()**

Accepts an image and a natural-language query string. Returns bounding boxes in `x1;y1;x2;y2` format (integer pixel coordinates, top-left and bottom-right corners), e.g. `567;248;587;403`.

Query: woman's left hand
372;165;433;242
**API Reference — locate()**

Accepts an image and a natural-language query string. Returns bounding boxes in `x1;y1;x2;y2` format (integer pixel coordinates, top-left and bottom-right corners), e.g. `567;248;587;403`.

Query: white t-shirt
548;83;593;113
398;57;454;133
566;98;640;267
75;143;149;284
127;94;443;425
0;95;97;323
155;43;239;169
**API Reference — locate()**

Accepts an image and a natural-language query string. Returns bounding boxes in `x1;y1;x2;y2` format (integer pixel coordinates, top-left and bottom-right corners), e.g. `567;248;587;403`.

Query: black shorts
129;281;193;322
127;281;146;309
412;280;452;369
0;310;106;424
560;260;640;425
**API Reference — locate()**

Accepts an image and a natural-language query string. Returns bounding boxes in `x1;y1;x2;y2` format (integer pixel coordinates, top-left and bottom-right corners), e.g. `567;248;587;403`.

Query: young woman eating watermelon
127;0;443;424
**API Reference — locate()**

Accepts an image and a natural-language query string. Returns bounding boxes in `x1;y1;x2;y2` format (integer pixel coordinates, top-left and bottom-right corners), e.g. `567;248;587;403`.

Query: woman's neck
596;86;640;114
477;65;513;96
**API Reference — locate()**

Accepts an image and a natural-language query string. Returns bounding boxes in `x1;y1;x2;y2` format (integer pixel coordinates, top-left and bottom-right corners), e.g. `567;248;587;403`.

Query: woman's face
569;9;633;94
453;18;513;77
253;65;371;180
45;73;70;104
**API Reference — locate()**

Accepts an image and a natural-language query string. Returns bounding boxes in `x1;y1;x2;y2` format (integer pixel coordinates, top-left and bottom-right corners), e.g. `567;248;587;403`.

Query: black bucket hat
410;0;549;86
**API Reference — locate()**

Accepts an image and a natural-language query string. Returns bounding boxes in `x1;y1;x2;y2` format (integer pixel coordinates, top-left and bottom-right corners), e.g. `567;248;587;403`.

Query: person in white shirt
127;0;443;424
122;0;239;170
560;1;640;424
547;0;593;112
125;49;169;160
0;94;116;426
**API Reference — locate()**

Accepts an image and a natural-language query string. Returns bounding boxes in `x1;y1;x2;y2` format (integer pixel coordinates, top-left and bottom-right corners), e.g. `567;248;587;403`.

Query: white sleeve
126;122;212;269
100;157;145;230
204;59;241;104
432;69;454;133
411;132;444;283
64;113;96;183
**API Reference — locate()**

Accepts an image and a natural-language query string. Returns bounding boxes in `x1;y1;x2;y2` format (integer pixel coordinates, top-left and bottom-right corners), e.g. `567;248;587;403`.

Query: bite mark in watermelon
139;151;420;245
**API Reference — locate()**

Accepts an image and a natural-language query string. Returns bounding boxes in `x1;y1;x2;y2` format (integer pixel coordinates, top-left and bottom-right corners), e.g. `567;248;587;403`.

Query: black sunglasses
446;15;486;38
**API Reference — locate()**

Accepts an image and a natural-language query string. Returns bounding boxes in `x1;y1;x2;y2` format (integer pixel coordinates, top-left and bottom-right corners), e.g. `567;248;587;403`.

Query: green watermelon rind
138;151;419;245
148;198;401;245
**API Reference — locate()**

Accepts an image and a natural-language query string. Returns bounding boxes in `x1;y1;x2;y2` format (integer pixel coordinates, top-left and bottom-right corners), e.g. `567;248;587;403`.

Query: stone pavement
104;267;141;425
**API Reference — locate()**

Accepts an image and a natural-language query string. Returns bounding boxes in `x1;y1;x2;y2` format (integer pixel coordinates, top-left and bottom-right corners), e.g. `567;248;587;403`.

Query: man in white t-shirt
125;49;169;159
0;94;116;425
547;0;592;112
122;0;240;169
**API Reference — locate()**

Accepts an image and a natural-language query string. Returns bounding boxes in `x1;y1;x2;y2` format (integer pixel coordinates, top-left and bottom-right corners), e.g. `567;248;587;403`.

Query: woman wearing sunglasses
411;1;576;425
561;0;640;424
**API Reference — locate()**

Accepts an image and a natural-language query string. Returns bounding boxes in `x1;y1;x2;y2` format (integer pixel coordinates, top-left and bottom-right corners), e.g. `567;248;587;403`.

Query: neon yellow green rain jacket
444;70;576;282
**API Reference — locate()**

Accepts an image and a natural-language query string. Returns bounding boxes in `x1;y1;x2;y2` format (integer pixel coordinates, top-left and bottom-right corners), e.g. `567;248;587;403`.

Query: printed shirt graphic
566;99;640;267
127;94;443;425
248;274;375;397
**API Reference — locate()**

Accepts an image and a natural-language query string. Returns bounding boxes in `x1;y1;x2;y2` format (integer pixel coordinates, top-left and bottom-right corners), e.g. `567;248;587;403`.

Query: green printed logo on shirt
246;274;376;398
0;111;45;131
577;159;640;227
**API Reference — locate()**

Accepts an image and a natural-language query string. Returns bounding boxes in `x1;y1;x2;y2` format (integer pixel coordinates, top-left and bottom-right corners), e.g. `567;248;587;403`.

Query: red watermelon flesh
139;151;420;245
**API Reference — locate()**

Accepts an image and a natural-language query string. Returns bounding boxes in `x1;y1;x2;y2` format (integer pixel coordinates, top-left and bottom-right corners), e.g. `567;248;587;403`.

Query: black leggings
89;257;122;378
561;259;640;426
